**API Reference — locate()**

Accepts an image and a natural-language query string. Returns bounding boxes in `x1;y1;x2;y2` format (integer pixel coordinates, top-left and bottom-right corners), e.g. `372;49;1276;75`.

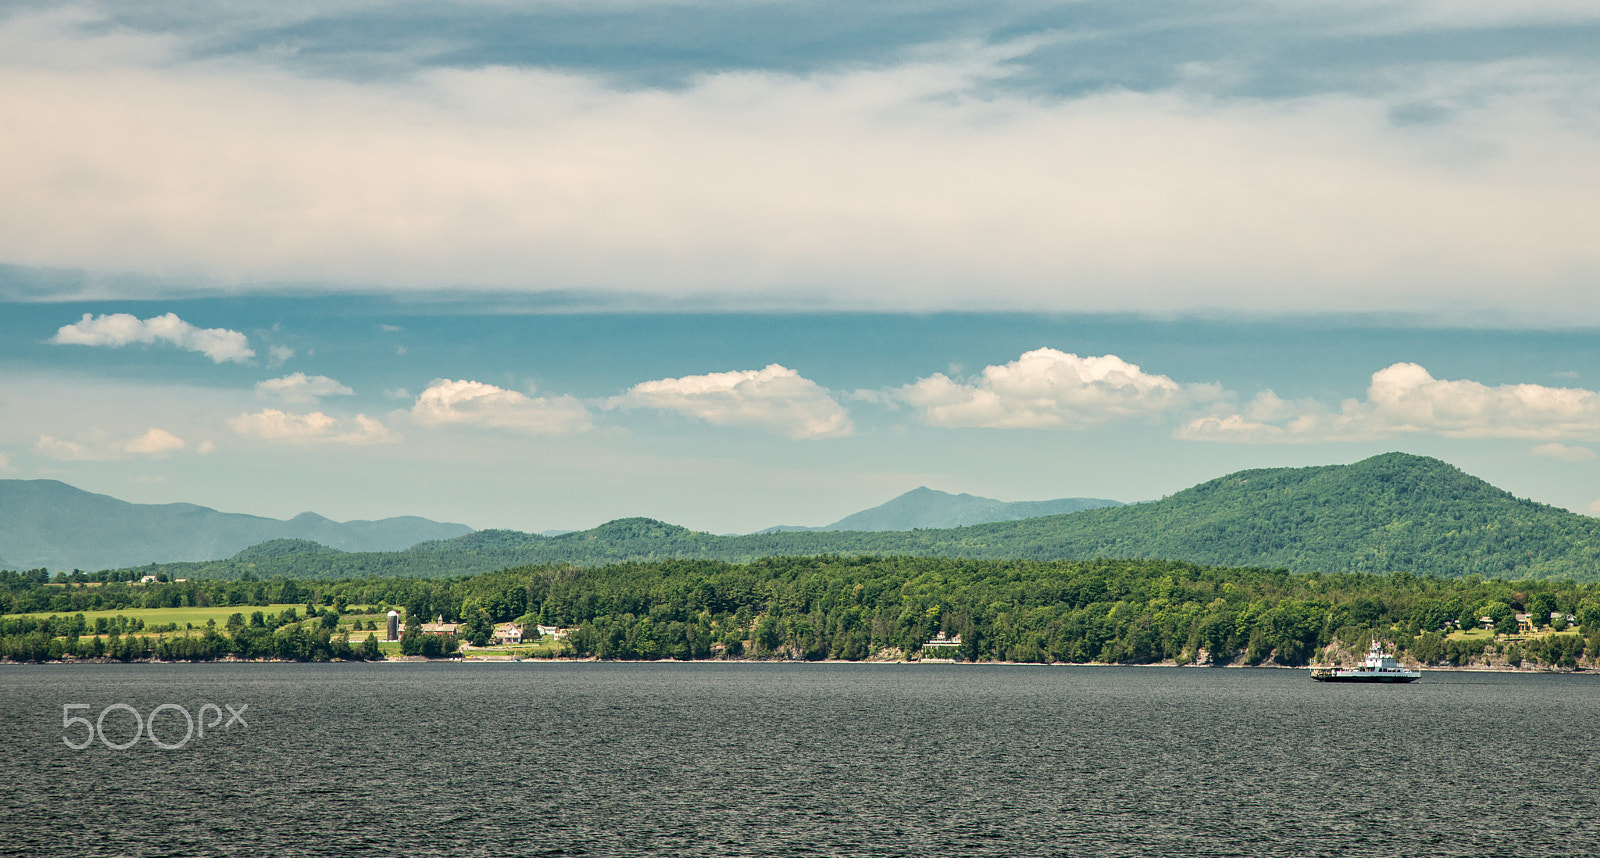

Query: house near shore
422;615;462;636
494;623;522;644
536;625;570;639
924;631;962;651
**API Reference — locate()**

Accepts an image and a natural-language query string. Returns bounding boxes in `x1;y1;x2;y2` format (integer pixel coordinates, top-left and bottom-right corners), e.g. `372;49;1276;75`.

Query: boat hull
1311;674;1419;683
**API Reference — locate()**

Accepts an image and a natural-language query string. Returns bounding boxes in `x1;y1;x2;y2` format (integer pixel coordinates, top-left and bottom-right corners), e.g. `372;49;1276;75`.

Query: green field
13;603;321;628
459;639;571;659
1446;625;1580;645
12;603;398;638
9;602;576;657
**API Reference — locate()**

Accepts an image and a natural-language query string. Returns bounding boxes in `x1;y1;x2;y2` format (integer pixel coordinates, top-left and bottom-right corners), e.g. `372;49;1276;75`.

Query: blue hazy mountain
0;479;472;572
759;487;1123;533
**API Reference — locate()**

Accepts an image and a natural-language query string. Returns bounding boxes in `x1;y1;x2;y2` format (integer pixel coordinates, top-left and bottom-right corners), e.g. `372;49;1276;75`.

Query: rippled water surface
3;662;1599;856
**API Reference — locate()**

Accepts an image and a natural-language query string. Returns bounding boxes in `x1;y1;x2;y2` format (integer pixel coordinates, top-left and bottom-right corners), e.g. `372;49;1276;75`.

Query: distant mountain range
111;453;1600;583
0;480;473;572
757;487;1121;533
2;478;1120;573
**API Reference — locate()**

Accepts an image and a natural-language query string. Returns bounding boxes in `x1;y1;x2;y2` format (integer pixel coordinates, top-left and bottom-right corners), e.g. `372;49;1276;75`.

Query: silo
387;610;400;642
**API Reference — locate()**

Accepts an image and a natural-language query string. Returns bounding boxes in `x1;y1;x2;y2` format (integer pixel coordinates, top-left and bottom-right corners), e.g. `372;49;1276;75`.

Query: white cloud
1;12;1598;320
1179;363;1600;443
123;427;186;456
618;364;852;439
36;435;98;461
254;372;354;404
267;344;296;367
410;379;592;435
898;349;1219;429
49;312;254;363
1174;413;1287;444
228;409;395;445
1532;442;1595;462
35;427;187;460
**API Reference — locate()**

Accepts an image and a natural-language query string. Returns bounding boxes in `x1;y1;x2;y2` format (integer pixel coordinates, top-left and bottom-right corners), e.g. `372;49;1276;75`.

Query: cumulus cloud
1;12;1598;320
228;409;395;445
123;427;186;456
618;364;852;439
35;427;187;460
1532;442;1595;462
267;345;296;367
1178;363;1600;443
897;349;1219;429
254;372;354;404
410;379;592;435
49;312;254;363
36;435;97;461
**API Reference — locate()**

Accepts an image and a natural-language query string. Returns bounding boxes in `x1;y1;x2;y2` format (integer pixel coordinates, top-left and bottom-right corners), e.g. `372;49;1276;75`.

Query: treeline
508;557;1600;667
8;556;1600;668
1;568;342;616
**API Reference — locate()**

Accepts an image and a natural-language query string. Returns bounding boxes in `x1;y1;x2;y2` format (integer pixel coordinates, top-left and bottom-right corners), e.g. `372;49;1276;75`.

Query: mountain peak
588;518;694;540
820;487;1121;532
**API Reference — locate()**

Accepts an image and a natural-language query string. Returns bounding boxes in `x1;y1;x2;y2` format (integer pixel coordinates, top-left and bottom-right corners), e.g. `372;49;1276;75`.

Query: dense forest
5;555;1598;669
112;454;1600;583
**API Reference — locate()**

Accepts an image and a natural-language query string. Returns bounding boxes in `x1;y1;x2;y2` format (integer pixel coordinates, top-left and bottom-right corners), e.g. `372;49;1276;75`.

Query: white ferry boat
1309;640;1421;683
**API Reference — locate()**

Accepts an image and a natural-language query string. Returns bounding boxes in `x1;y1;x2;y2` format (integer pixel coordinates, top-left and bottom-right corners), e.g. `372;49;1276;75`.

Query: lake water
3;662;1598;857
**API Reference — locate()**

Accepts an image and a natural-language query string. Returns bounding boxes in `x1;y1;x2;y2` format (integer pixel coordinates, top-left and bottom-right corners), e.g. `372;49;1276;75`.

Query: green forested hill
105;453;1600;582
912;452;1600;579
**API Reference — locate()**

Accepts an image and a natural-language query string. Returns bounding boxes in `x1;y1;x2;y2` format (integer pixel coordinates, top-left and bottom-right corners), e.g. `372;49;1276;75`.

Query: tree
1482;602;1516;637
1411;631;1446;665
361;633;382;660
461;607;493;647
1526;593;1556;629
754;615;783;656
400;627;423;656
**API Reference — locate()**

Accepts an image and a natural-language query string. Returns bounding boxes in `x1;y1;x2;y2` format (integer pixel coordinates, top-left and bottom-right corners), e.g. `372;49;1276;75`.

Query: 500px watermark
62;703;248;750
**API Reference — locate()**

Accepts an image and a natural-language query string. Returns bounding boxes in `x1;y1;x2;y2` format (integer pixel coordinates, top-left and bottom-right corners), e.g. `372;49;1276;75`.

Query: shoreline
6;653;1592;674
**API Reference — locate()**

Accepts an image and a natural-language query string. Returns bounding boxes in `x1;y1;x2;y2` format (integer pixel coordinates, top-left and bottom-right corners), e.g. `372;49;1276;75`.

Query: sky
2;1;1599;536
